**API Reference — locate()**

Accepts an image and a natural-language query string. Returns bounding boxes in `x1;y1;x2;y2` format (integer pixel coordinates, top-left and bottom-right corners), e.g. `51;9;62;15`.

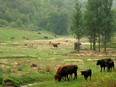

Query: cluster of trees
71;0;116;52
0;0;84;35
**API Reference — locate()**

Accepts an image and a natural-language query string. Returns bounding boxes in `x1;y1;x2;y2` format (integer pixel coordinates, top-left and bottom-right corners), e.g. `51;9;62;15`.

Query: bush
4;72;48;86
0;77;3;84
0;19;8;27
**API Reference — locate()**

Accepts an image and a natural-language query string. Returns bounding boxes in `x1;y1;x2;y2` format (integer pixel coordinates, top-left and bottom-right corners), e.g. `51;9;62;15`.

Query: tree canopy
0;0;115;36
0;0;80;35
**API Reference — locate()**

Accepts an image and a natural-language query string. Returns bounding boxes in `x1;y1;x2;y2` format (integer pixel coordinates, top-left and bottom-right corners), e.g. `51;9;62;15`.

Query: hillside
0;0;115;35
0;27;55;42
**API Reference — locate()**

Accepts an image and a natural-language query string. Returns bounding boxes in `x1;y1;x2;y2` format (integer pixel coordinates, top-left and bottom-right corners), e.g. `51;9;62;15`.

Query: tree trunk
93;34;96;51
90;42;93;50
104;32;107;52
77;38;80;53
98;33;101;52
89;35;93;50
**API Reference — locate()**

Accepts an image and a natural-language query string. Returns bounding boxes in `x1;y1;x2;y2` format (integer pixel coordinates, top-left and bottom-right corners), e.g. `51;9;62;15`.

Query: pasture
0;28;116;87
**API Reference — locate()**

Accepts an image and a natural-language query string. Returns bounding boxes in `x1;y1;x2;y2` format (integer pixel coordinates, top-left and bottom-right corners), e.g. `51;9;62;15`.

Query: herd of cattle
54;58;115;81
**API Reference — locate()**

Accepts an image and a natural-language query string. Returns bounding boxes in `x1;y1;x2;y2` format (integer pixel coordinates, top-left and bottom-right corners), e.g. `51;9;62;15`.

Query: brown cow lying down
81;69;92;80
54;64;78;81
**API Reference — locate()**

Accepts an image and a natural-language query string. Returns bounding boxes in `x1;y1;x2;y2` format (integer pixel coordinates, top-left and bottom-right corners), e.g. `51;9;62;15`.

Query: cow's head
54;75;58;80
96;60;101;65
81;71;85;75
54;75;61;81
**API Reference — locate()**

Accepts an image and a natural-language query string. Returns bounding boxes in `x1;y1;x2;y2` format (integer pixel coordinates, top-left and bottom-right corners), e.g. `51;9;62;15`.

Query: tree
85;0;113;52
101;0;113;52
47;11;68;35
85;0;98;51
71;2;83;52
112;9;116;33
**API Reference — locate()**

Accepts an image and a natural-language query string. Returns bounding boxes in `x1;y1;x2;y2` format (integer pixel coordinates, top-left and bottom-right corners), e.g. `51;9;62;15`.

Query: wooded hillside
0;0;116;35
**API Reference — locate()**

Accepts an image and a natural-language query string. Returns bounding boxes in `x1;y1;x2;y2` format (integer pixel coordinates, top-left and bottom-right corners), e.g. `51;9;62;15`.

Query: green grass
0;27;55;42
27;59;116;87
0;27;116;87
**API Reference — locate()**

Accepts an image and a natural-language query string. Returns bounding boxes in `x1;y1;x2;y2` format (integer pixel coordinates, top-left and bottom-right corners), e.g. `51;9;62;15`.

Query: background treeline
0;0;116;35
0;0;85;35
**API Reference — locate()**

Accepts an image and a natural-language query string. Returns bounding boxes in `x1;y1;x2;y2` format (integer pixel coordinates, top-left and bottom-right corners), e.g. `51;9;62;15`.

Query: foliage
85;0;114;52
3;72;52;87
0;0;115;36
71;2;84;40
112;8;116;32
0;0;82;35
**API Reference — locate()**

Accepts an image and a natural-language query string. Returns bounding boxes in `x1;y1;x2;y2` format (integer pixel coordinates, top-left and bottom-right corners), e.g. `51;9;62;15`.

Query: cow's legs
90;75;91;80
101;67;102;72
103;67;105;72
84;76;87;80
66;75;69;81
75;72;77;79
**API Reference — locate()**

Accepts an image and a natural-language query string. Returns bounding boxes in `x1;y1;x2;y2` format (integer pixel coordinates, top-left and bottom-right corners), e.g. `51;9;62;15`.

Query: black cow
81;69;92;80
96;58;112;72
54;65;78;81
107;60;115;72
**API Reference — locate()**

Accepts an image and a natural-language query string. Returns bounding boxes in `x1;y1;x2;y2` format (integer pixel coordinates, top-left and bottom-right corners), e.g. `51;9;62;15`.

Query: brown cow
52;43;60;48
54;64;78;81
49;41;60;48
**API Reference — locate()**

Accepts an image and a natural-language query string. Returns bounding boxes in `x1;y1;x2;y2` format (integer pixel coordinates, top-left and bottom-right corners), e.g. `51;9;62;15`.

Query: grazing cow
96;58;112;72
49;41;60;48
31;64;37;67
81;69;92;80
107;60;115;72
52;43;60;48
54;65;78;81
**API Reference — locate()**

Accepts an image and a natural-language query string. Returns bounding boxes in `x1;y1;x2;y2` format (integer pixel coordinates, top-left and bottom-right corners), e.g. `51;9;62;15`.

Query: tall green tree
85;0;113;52
47;12;68;35
112;8;116;32
85;0;98;51
71;2;83;52
101;0;113;52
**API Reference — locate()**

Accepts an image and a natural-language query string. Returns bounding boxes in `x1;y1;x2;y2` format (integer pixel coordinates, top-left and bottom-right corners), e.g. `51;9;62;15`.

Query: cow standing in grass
49;41;60;48
81;69;92;80
54;64;78;81
96;58;114;72
107;60;115;72
52;43;60;48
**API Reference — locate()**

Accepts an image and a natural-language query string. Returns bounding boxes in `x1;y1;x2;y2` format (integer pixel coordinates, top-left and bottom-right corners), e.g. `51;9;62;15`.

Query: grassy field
0;27;55;42
0;28;116;87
